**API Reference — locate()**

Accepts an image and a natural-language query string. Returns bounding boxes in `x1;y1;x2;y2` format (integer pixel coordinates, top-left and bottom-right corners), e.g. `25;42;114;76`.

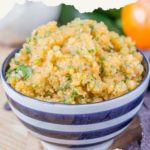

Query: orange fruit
121;0;150;49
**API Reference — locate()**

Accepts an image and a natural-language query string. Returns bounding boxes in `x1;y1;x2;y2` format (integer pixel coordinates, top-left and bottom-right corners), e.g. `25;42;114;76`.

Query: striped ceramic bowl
1;48;150;150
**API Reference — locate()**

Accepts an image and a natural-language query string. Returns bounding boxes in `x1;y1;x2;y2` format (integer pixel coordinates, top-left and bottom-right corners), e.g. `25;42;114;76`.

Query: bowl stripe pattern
6;93;144;125
8;101;142;132
20;119;132;140
7;93;143;146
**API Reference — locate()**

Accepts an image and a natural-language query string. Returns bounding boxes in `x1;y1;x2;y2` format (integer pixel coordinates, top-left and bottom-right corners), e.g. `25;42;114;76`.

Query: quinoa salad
6;18;144;104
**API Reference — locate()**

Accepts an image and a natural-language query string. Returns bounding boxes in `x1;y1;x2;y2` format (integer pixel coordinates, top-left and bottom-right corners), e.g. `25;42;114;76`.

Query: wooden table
0;46;141;150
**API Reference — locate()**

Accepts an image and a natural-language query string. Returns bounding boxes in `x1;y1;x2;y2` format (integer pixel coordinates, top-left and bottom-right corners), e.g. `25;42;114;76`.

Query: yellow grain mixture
6;19;144;104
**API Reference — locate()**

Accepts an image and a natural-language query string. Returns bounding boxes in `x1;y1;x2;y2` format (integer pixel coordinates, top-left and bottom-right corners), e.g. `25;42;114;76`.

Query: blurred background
0;0;149;51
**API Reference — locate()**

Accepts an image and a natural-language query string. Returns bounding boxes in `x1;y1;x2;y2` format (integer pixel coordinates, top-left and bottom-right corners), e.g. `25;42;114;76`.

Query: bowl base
41;140;114;150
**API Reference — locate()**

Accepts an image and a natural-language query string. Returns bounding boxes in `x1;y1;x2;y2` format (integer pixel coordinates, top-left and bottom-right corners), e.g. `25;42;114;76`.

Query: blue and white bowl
1;48;150;150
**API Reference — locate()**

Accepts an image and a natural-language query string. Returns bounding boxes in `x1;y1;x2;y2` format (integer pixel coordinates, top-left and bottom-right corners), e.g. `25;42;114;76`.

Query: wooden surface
0;46;141;150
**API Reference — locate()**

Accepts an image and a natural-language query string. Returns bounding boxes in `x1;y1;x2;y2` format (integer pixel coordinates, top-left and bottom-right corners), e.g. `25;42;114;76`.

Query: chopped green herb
62;98;72;104
32;83;38;89
68;65;73;69
120;48;124;54
88;49;95;53
95;37;99;41
76;50;81;55
89;24;94;31
33;36;37;41
79;95;84;99
34;31;38;36
90;74;95;81
125;76;129;80
130;50;136;55
26;37;32;43
100;65;104;75
14;60;20;65
65;74;72;81
101;56;107;61
58;83;70;91
80;23;83;27
16;64;32;80
71;89;78;98
26;47;31;54
6;68;13;78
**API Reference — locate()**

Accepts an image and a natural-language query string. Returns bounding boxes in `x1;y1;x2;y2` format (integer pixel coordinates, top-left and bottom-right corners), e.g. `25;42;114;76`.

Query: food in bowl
1;20;150;149
6;18;144;104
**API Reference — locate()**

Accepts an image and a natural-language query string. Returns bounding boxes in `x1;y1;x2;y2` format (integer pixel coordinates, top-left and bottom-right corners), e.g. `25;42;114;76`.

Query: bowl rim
1;47;150;107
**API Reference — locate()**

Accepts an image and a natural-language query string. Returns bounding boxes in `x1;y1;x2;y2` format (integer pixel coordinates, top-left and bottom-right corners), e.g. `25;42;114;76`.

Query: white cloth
0;0;137;20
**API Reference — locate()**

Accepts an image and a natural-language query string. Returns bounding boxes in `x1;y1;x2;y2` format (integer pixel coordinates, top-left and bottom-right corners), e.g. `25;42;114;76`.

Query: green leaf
79;12;122;34
96;8;121;19
16;64;32;80
6;68;13;78
59;5;123;35
59;4;79;25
